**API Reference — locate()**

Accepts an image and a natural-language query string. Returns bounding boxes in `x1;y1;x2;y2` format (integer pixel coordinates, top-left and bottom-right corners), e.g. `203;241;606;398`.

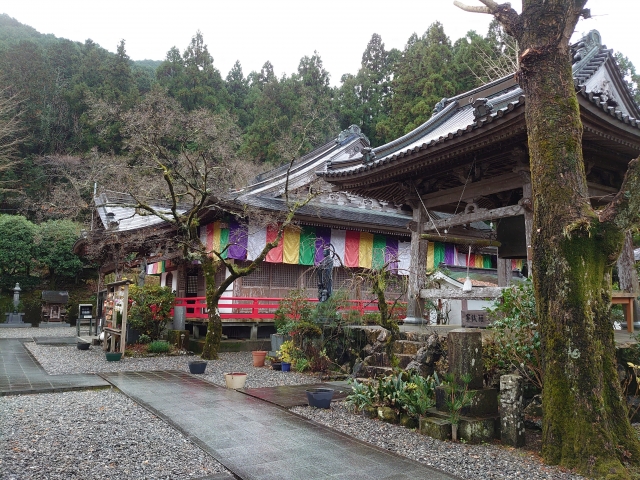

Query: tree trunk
517;6;640;476
201;257;223;360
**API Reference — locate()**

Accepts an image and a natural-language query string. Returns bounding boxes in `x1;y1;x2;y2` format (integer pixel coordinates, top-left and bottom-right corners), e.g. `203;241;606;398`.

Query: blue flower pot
281;362;291;372
306;388;335;409
188;361;207;374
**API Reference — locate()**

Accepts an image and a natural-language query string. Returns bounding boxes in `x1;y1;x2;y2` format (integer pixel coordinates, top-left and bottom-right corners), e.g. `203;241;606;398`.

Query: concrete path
0;338;110;396
102;370;460;480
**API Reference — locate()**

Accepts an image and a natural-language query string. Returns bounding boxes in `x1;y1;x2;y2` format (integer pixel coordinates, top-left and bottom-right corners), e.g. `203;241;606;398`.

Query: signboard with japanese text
461;310;492;328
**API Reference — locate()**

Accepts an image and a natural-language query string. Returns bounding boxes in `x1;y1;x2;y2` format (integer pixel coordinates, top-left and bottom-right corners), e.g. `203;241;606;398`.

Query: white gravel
0;389;226;480
292;402;585;480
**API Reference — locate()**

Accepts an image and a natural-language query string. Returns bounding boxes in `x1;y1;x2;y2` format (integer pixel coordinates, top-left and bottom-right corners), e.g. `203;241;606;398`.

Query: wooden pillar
405;203;428;324
522;182;533;276
497;257;512;287
617;230;639;329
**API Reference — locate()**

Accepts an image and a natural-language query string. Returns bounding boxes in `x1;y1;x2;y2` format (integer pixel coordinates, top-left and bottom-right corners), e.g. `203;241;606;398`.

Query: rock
524;394;543;418
377;406;399;423
377;329;390;343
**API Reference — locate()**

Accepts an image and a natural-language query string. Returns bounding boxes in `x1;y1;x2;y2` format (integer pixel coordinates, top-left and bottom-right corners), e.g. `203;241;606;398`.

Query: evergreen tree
226;60;251;128
377;23;458;143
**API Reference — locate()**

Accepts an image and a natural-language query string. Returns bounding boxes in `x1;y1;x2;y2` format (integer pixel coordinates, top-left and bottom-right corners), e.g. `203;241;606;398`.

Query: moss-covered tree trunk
201;256;223;360
455;0;640;476
514;2;640;477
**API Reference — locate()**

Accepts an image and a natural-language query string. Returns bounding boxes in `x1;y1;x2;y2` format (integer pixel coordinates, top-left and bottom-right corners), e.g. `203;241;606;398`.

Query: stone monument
1;283;30;328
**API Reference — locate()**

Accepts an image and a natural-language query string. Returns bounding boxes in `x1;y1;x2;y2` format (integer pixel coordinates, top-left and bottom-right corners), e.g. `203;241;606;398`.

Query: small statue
317;247;334;302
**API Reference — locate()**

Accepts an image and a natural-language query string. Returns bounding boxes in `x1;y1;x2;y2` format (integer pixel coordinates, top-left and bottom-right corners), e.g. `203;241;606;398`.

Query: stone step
425;408;500;444
361;365;394;378
399;331;439;342
396;354;414;369
392;340;425;355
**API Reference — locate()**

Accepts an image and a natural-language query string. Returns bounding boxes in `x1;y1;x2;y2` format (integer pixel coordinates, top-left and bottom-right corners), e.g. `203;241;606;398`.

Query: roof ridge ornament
361;147;376;163
472;98;494;119
433;98;448;115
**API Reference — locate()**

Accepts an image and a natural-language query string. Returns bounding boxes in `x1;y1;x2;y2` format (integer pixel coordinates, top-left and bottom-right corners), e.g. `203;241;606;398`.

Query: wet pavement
0;338;110;396
243;381;351;408
102;370;460;480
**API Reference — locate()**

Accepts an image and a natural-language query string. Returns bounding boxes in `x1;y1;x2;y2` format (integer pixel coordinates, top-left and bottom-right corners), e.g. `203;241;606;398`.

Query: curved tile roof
321;30;639;180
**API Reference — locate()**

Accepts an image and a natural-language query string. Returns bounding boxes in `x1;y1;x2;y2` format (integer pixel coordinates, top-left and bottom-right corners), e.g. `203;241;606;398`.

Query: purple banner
444;243;456;266
385;238;399;273
228;217;248;260
314;227;332;265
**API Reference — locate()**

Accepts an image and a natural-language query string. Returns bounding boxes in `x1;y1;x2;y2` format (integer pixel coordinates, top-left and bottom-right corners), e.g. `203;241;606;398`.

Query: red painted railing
173;296;405;321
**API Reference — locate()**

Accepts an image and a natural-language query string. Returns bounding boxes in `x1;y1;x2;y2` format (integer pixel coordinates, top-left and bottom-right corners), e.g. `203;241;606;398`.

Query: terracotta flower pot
252;350;267;367
224;372;247;389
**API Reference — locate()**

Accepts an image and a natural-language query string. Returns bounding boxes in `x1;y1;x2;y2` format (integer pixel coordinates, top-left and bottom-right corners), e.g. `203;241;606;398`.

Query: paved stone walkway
102;370;460;480
1;336;459;479
0;338;110;395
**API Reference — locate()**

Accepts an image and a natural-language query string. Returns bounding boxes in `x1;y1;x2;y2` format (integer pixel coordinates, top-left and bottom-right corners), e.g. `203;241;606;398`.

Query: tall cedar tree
455;0;640;477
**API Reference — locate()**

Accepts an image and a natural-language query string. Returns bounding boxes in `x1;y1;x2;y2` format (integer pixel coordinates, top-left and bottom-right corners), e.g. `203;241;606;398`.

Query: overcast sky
3;0;638;87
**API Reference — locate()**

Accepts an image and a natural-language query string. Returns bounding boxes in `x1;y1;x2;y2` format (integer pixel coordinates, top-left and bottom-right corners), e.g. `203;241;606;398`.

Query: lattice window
271;264;301;288
187;275;198;295
240;262;269;287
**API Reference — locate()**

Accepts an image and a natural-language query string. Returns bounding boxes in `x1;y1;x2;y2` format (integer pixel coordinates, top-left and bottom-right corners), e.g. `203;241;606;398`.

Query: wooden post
616;230;639;331
497;257;512;287
522;182;533;276
405;202;428;324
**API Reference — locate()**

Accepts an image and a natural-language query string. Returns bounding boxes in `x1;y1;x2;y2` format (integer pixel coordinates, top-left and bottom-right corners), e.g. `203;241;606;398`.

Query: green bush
147;340;171;353
486;279;542;390
346;371;439;419
128;285;175;340
273;289;313;335
138;334;152;344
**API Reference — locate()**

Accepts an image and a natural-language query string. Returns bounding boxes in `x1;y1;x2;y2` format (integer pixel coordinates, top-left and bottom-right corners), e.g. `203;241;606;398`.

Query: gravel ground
24;344;318;389
0;389;226;480
0;326;82;338
1;327;587;479
292;402;585;480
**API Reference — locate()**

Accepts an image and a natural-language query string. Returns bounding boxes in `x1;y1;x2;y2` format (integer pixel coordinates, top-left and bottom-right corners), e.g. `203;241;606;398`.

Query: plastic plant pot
105;352;123;362
281;362;291;372
77;342;91;350
306;388;335;409
224;372;247;389
188;361;207;374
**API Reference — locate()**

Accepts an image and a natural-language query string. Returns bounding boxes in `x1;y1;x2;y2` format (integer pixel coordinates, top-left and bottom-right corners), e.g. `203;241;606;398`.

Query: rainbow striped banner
146;260;172;275
427;241;496;270
195;219;500;273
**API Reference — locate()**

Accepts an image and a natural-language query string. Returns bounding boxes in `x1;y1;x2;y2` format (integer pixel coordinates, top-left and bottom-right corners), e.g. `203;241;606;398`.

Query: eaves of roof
235;196;412;233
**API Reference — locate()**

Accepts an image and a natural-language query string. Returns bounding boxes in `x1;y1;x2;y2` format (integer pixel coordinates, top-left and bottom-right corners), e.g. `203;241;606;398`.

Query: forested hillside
0;12;638;224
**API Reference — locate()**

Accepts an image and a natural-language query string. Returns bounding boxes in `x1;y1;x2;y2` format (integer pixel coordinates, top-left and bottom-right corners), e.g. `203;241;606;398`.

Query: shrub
128;285;175;340
346;371;439;419
486;279;542;390
274;289;314;335
138;334;152;344
147;340;171;353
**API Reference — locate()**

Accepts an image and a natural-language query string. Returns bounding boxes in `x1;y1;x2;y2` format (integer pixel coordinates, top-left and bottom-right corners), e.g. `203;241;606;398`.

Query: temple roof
320;31;640;187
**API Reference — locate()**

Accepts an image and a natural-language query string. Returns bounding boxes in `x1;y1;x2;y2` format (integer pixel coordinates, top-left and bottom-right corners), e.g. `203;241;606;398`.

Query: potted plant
252;350;267;367
306;388;335;408
266;355;282;370
188;360;207;374
105;351;123;361
281;361;291;372
224;372;247;389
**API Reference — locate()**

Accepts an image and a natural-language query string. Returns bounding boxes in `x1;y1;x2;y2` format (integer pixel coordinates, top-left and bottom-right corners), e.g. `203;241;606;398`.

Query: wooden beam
423;204;525;231
421;233;501;247
421;172;523;208
420;287;504;300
